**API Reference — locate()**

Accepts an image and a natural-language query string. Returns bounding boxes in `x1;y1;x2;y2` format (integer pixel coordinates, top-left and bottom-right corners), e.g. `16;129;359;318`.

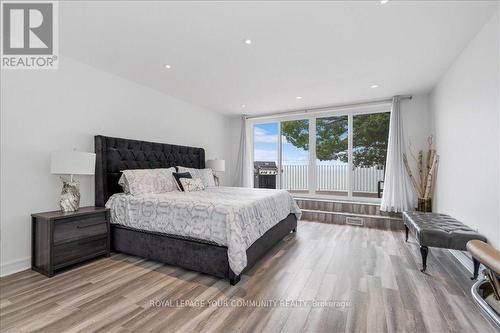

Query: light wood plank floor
0;221;495;333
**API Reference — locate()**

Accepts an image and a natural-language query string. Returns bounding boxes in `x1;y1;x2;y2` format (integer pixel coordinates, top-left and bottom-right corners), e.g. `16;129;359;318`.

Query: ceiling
60;1;498;116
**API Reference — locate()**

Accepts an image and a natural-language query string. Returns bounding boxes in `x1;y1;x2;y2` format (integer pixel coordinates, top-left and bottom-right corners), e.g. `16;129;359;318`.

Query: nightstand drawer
54;213;107;244
53;236;108;268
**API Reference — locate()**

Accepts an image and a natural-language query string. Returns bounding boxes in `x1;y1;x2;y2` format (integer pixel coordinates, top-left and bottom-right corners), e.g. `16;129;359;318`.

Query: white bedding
106;186;301;275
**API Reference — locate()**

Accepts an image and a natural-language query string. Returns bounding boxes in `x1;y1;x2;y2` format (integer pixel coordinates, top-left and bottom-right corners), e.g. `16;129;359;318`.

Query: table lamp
206;159;225;186
51;151;96;212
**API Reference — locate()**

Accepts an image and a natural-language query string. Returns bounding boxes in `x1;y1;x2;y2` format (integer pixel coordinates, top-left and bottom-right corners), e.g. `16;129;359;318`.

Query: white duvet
106;186;301;275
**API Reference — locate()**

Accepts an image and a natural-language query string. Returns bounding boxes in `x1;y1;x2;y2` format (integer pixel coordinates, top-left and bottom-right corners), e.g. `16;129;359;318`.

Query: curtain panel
235;115;252;187
380;96;414;212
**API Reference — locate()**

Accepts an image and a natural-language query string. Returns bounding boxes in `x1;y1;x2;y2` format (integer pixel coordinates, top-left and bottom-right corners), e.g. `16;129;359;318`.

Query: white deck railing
281;164;385;193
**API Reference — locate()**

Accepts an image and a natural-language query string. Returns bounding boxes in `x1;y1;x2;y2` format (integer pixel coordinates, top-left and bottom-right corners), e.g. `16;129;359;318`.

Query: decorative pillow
172;172;192;192
120;168;177;195
177;166;216;187
179;177;205;192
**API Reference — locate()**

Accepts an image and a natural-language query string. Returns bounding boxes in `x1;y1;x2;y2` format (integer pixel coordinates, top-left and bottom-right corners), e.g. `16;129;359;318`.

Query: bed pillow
120;168;178;195
172;172;192;192
177;166;216;187
179;177;205;192
118;173;131;194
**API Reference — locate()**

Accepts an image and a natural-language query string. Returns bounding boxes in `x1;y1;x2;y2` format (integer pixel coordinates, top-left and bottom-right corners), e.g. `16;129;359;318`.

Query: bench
403;211;487;279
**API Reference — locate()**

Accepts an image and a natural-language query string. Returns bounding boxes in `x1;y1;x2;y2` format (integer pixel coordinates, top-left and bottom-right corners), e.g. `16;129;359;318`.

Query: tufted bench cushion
403;211;487;250
403;211;487;278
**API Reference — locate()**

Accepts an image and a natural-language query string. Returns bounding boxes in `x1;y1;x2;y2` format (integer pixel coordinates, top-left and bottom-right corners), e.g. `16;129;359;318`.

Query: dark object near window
377;180;384;198
254;161;278;189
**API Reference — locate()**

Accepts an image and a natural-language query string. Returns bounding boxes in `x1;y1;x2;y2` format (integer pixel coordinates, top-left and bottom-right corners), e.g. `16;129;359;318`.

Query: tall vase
60;178;80;212
417;198;432;212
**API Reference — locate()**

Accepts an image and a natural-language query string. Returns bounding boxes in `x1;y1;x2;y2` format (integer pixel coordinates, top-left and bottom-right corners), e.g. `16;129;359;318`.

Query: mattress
106;186;301;275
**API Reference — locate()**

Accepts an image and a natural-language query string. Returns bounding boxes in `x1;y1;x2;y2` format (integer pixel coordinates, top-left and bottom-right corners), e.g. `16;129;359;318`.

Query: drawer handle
77;222;104;229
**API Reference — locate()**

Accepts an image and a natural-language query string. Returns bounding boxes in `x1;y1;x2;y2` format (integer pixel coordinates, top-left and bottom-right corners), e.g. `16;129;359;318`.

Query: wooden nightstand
31;206;110;277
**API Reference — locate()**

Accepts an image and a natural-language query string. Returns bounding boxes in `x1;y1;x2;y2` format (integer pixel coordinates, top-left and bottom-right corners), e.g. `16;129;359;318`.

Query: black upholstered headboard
94;135;205;206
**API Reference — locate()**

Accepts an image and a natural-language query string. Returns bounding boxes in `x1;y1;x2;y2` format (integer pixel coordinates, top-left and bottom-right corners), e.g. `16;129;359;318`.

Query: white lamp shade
50;151;96;175
206;159;225;172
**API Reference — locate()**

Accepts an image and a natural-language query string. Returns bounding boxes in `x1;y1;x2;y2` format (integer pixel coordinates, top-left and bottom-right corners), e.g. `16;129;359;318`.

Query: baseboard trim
449;249;473;274
0;257;30;277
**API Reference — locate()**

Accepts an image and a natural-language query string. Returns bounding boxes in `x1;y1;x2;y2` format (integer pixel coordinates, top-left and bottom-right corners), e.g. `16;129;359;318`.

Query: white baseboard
449;249;473;274
0;257;30;277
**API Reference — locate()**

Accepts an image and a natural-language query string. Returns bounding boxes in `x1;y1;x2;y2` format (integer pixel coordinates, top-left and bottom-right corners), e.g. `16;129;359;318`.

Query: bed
94;135;300;285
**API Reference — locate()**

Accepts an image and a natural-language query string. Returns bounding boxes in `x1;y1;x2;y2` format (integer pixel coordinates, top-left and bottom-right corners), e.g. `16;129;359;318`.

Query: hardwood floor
0;221;494;332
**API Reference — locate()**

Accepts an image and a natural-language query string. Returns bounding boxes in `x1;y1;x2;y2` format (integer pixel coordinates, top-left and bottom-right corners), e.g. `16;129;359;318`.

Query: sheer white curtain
381;96;413;212
234;115;252;187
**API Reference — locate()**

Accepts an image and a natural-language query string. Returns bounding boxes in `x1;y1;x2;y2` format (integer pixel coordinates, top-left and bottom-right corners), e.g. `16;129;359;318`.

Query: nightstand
31;206;110;277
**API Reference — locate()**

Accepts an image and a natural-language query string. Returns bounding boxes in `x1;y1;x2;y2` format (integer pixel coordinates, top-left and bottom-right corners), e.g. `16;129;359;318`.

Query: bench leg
405;225;409;242
472;258;480;280
420;246;429;273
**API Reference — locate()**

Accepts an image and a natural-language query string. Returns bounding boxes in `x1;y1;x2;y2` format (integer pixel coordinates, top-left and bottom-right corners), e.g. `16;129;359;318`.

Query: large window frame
248;103;391;202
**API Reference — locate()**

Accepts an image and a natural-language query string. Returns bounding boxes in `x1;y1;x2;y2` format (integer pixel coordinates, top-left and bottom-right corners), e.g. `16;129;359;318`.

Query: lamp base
60;177;80;212
209;168;221;186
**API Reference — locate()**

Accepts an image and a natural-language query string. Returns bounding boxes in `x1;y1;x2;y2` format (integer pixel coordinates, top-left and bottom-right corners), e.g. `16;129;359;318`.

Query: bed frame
94;135;297;285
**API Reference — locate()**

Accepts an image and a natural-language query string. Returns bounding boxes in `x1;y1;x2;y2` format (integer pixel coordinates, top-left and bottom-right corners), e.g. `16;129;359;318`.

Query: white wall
401;94;434;204
401;94;433;163
0;56;232;276
431;12;499;248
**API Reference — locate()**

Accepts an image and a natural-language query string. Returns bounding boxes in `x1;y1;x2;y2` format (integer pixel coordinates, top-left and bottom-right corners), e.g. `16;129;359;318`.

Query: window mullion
278;121;282;189
348;114;353;199
308;116;316;195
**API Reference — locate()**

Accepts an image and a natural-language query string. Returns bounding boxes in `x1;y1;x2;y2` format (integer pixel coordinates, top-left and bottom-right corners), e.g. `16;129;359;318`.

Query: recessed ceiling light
296;96;303;100
164;64;172;69
370;84;379;88
241;104;246;108
380;0;389;4
243;39;253;45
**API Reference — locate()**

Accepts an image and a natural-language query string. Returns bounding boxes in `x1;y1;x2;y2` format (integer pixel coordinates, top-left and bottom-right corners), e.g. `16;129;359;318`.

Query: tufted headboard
94;135;205;206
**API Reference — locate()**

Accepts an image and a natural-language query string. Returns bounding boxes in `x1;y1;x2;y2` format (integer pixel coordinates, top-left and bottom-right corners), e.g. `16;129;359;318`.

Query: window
315;116;348;196
253;123;279;164
253;122;279;189
281;119;309;193
352;112;390;198
250;106;390;201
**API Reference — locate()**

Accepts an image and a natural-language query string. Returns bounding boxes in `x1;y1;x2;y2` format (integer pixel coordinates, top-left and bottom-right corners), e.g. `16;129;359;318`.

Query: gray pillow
119;168;178;195
177;166;216;187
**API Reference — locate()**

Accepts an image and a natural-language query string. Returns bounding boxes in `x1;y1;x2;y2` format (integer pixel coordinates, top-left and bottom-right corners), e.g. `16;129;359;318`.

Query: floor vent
346;217;364;226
